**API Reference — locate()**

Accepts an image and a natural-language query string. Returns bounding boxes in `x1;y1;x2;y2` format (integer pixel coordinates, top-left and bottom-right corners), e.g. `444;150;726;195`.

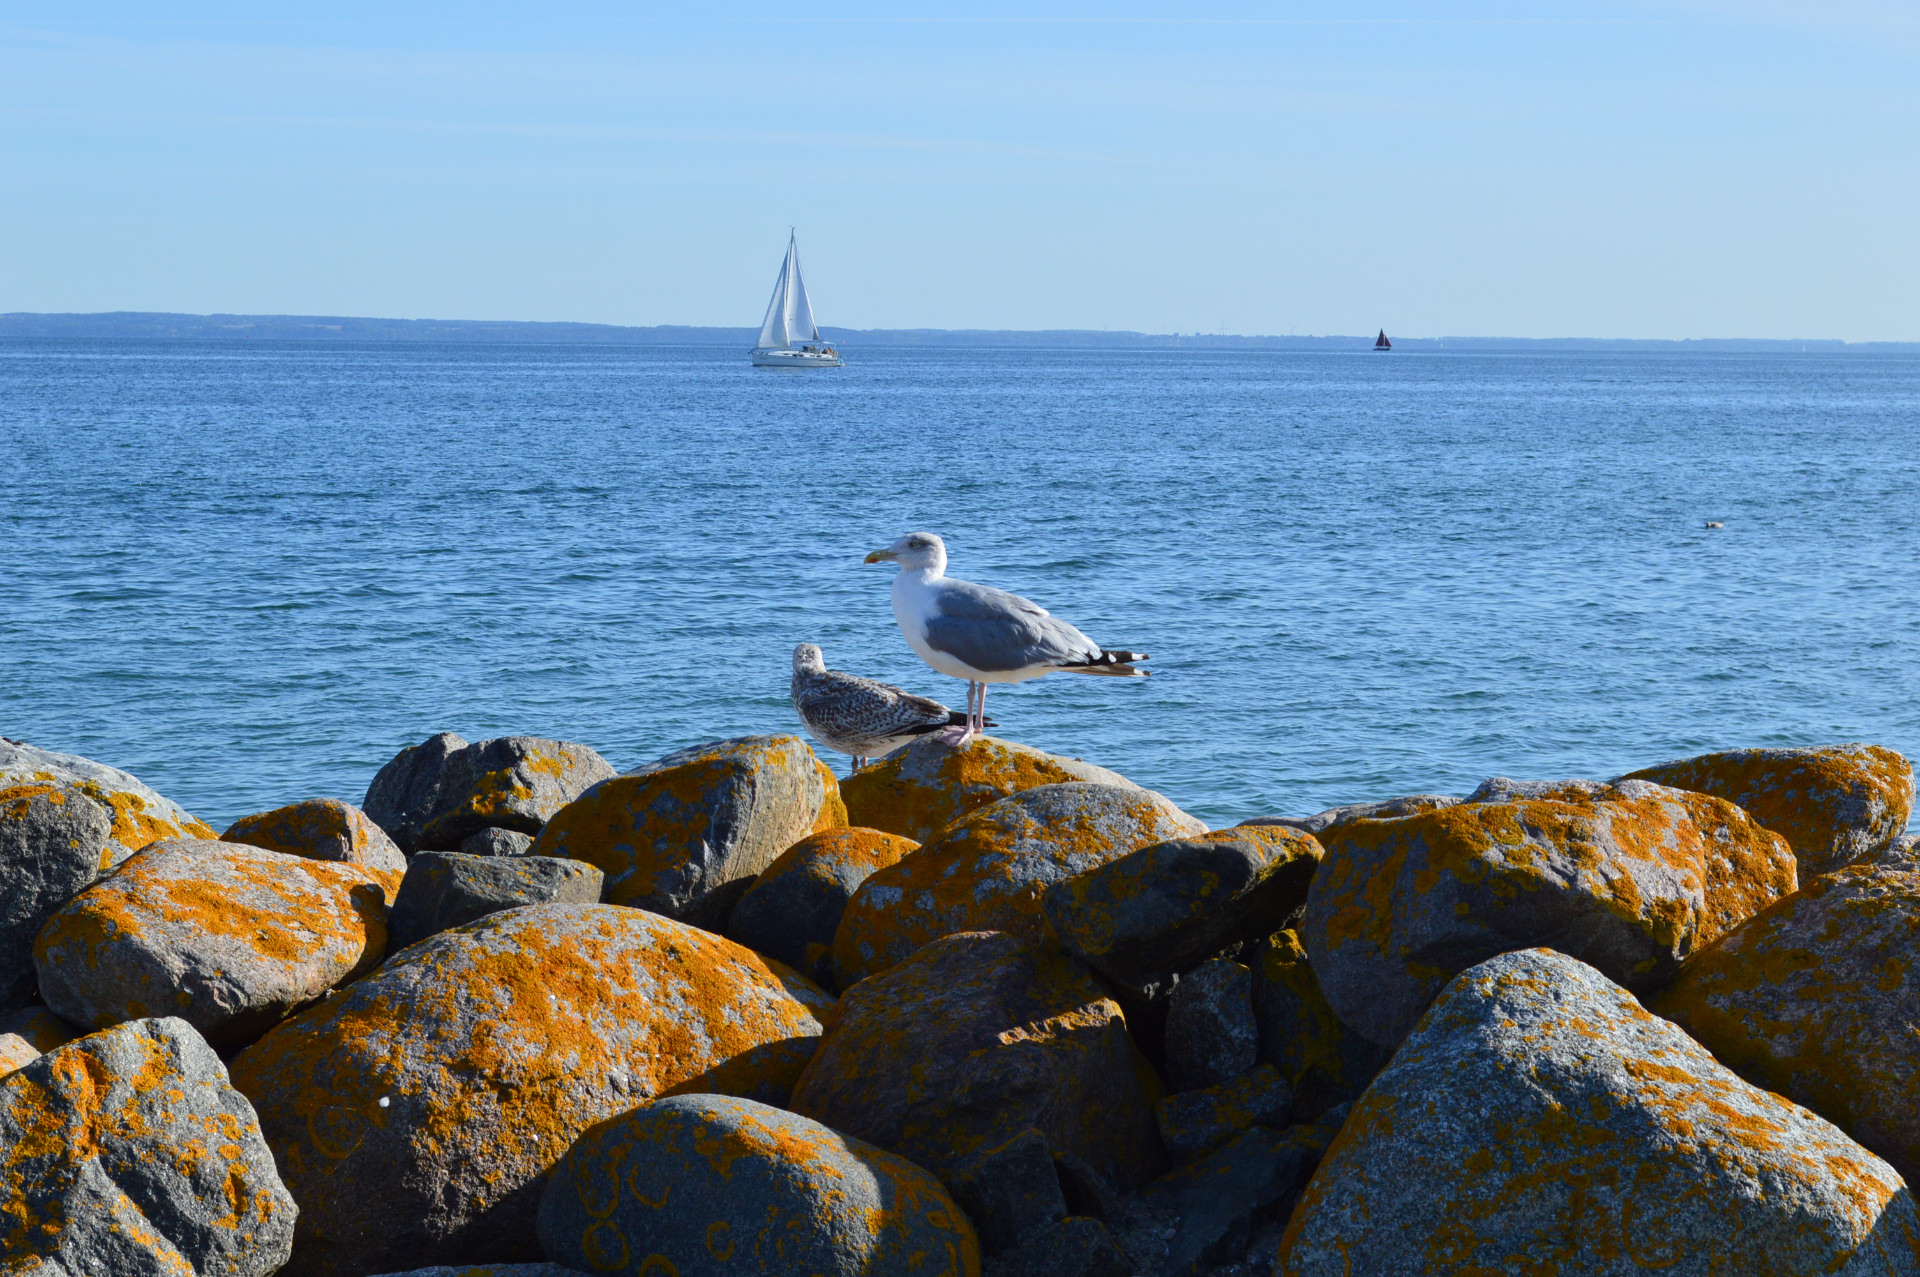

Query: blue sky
2;3;1916;338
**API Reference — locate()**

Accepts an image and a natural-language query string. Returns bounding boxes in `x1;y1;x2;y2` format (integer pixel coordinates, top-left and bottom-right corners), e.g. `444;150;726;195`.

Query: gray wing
795;670;958;738
922;578;1102;674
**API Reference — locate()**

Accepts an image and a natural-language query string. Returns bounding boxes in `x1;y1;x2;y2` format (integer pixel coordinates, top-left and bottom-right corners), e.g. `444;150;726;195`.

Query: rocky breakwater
2;731;1917;1276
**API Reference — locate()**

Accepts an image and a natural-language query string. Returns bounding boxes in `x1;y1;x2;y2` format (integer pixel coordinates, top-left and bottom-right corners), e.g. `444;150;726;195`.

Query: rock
462;826;537;857
0;1016;296;1275
387;851;605;951
0;739;217;868
1164;958;1258;1091
841;733;1142;843
34;838;389;1049
537;1093;979;1277
1656;861;1920;1187
947;1128;1068;1255
1248;929;1388;1120
368;1268;590;1277
531;735;845;921
1299;776;1797;1046
363;732;618;853
727;826;919;983
983;1217;1131;1277
1;779;113;1012
1052;1150;1124;1224
792;930;1167;1193
1156;1063;1294;1164
1044;826;1321;1000
1621;742;1915;876
0;1005;77;1080
222;796;407;890
1244;793;1459;837
229;902;832;1276
1274;948;1920;1276
834;782;1206;986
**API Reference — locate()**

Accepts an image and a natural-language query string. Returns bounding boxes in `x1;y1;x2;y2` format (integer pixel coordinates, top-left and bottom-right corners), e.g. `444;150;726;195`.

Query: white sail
756;232;821;350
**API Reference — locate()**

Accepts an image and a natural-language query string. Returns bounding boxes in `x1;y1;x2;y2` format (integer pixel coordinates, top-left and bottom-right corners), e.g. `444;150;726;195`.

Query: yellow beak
864;549;896;564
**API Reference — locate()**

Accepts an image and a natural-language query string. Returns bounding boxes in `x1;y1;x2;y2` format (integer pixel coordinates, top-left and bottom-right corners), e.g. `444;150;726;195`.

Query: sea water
3;340;1916;833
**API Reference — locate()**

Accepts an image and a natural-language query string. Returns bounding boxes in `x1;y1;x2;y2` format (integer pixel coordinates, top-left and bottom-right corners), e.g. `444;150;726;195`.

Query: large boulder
222;796;407;891
841;734;1141;843
1621;743;1915;876
834;783;1205;986
531;735;846;925
1249;929;1388;1119
792;930;1167;1193
1656;861;1920;1186
1275;948;1920;1276
726;826;920;985
0;1016;296;1275
229;902;833;1277
387;850;605;951
537;1093;980;1277
1299;777;1797;1046
1;779;113;1013
1043;824;1321;999
363;732;618;853
0;739;217;867
34;838;389;1049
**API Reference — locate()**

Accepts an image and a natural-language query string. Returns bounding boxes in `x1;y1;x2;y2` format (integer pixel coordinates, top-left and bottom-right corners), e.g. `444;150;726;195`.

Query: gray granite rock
0;739;218;867
1;778;112;1012
461;826;537;857
363;730;469;852
222;796;407;884
1164;958;1258;1092
983;1217;1131;1277
727;826;919;979
1155;1063;1294;1164
368;1268;590;1277
1248;929;1388;1120
0;1016;296;1275
1244;793;1459;836
387;850;604;951
364;732;615;853
947;1127;1068;1255
537;1093;978;1276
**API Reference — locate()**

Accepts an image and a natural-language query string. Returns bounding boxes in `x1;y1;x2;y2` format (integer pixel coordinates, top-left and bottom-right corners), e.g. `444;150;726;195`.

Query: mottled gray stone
1244;793;1460;836
364;732;615;853
727;827;919;978
368;1268;589;1277
0;1017;296;1275
363;730;468;852
387;851;605;951
536;1093;978;1276
0;779;112;1012
983;1217;1131;1277
461;826;537;857
1155;1062;1294;1164
948;1127;1068;1255
0;739;216;866
222;796;407;883
1164;959;1258;1091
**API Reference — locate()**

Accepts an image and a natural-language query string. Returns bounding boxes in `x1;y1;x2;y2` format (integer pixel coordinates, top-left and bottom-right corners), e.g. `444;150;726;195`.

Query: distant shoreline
1;311;1914;353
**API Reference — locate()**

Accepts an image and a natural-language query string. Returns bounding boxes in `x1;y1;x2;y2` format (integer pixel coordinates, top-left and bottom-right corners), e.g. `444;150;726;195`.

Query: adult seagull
863;532;1148;740
790;643;991;771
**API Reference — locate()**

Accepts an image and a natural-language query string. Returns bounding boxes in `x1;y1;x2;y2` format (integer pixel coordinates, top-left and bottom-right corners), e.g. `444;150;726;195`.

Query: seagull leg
974;683;989;737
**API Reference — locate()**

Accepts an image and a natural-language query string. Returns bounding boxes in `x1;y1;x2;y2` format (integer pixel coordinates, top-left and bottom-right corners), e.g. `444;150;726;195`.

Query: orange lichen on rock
32;838;390;1050
1622;742;1915;876
228;902;833;1277
1;739;216;868
727;826;920;983
532;734;841;922
223;797;406;894
0;1008;77;1082
535;1093;979;1277
833;781;1207;986
1299;776;1796;1046
1249;929;1388;1118
1656;861;1920;1187
840;734;1142;844
1276;948;1920;1276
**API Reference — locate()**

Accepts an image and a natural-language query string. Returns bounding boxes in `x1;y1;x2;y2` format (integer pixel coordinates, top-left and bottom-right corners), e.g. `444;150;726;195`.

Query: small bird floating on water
864;532;1149;742
790;643;988;771
1705;521;1724;529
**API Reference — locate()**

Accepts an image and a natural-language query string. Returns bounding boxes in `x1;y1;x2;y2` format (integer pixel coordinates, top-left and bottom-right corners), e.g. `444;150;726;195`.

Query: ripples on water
3;340;1916;832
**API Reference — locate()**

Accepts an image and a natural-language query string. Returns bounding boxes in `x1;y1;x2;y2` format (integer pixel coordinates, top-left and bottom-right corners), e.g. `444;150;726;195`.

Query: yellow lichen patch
221;798;404;895
755;827;921;891
809;759;849;835
841;735;1138;844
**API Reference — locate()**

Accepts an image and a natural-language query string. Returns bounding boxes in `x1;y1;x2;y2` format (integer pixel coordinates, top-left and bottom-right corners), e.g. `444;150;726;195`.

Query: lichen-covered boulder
1043;825;1320;999
0;1016;296;1275
0;1006;76;1081
532;735;845;925
1163;958;1257;1092
1300;777;1796;1046
223;796;407;891
387;850;605;951
537;1093;979;1277
1276;948;1920;1276
1656;861;1920;1186
363;732;618;853
1249;929;1388;1119
792;930;1167;1192
0;739;217;867
947;1128;1067;1255
1621;742;1915;876
727;826;919;985
834;783;1205;986
229;902;832;1277
1246;793;1459;837
1;779;113;1013
34;838;389;1049
841;734;1141;844
1155;1062;1294;1164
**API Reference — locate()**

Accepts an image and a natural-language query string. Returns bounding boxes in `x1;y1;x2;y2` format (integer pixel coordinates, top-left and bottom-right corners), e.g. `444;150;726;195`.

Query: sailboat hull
752;348;844;368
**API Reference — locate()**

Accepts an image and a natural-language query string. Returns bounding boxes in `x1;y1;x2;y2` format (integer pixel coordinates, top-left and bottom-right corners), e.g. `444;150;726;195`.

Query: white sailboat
752;231;842;368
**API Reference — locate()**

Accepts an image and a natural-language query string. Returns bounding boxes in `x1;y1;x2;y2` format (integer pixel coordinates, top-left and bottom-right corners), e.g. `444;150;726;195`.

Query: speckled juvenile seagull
790;643;988;771
863;532;1148;741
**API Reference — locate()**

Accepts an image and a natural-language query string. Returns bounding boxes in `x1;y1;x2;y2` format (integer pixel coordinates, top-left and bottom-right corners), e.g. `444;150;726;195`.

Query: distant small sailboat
1374;329;1392;351
752;231;842;368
